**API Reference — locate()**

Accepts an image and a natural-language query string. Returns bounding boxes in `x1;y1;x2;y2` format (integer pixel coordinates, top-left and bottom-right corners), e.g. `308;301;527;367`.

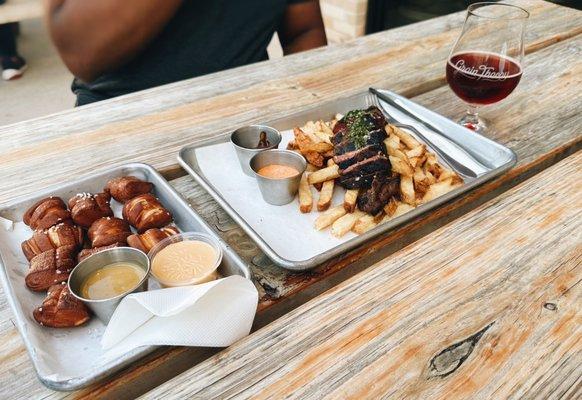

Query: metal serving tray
0;163;251;391
178;89;517;271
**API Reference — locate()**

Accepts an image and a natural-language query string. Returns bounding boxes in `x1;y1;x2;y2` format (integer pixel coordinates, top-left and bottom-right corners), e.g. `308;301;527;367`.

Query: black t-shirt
73;0;301;105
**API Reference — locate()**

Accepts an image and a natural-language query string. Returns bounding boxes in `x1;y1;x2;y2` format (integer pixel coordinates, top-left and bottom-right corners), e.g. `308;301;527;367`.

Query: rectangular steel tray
178;89;516;271
0;163;251;391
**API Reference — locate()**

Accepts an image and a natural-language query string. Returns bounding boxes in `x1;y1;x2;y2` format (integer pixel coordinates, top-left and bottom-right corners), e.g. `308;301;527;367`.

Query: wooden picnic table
0;0;579;398
143;149;582;400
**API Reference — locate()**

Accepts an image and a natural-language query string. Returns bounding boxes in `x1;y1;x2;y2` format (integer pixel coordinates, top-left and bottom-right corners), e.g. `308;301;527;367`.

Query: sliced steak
340;171;384;189
332;106;395;213
362;128;387;148
357;175;401;215
340;155;390;179
333;144;384;169
333;128;387;156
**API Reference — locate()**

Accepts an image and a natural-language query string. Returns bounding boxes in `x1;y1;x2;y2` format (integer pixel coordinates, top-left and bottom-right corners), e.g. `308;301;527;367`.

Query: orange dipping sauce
257;164;299;179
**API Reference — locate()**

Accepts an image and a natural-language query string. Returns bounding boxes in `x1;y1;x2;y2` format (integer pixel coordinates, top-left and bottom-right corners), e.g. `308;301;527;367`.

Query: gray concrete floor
0;20;283;128
0;19;75;127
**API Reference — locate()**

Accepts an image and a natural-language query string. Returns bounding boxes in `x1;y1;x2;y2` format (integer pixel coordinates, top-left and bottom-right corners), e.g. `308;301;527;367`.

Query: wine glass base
458;114;487;134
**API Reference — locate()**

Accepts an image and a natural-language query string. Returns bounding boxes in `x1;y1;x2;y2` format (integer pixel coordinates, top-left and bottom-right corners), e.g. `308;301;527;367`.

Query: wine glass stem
465;105;480;126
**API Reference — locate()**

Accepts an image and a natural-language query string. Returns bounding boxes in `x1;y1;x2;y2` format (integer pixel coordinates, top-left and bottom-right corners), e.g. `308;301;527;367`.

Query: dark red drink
446;51;522;105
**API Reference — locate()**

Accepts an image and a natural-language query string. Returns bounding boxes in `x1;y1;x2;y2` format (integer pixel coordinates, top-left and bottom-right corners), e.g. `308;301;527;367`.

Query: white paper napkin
101;275;258;356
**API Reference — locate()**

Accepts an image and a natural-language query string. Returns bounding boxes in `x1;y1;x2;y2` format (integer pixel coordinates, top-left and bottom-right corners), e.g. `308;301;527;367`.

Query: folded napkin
101;275;258;356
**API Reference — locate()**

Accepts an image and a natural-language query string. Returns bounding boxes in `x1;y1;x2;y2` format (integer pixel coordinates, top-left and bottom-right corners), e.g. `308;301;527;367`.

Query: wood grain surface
0;0;580;204
0;1;580;399
143;151;582;400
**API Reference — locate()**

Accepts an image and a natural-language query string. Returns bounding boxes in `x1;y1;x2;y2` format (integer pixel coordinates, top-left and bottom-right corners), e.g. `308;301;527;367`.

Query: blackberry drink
447;52;522;105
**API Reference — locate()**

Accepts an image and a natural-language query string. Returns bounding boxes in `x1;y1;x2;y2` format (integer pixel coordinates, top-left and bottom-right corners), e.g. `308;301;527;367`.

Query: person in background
44;0;327;106
0;0;28;81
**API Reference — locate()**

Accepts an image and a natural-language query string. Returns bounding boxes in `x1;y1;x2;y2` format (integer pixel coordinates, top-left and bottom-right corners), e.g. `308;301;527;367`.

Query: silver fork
368;91;480;179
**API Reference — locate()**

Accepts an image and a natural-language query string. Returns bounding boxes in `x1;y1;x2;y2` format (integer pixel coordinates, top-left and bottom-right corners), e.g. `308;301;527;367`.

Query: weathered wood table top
0;0;580;398
143;150;582;400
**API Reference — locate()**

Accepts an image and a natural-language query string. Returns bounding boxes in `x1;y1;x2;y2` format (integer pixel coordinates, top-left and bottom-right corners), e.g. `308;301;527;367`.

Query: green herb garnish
344;109;375;149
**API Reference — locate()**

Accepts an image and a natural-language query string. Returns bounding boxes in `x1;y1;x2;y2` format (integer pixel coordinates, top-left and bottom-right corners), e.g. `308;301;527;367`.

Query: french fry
406;144;426;159
384;135;401;157
314;131;333;144
420;178;462;204
309;120;332;144
383;197;399;217
331;210;365;238
374;211;386;223
424;167;437;184
305;130;324;145
322;149;335;158
306;163;319;172
450;173;464;186
308;164;340;184
409;156;421;169
383;201;415;222
302;121;318;134
427;161;444;179
386;125;421;149
389;155;414;177
437;167;462;184
388;145;408;161
317;160;335;211
294;127;334;153
317;180;334;211
286;140;297;150
425;152;439;170
422;178;457;202
353;214;379;234
413;166;430;197
343;189;359;213
314;206;346;231
298;172;312;213
400;175;416;205
305;151;325;168
318;120;334;137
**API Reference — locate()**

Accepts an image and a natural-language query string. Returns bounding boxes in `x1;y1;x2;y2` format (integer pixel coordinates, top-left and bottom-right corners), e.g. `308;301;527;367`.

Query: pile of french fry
289;118;463;238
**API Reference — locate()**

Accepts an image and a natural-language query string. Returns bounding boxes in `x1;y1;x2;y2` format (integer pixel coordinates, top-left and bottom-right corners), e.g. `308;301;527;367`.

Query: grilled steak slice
333;107;394;214
340;155;390;180
333;128;387;156
340;171;384;189
332;120;348;141
364;106;387;129
333;144;384;169
332;107;387;155
334;140;357;156
357;175;400;215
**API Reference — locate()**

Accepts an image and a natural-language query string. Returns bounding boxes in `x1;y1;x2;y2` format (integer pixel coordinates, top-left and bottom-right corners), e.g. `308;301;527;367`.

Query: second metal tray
0;163;251;391
178;89;516;271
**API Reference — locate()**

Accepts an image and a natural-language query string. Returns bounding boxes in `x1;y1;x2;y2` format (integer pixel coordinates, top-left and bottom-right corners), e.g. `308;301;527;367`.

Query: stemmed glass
446;2;529;133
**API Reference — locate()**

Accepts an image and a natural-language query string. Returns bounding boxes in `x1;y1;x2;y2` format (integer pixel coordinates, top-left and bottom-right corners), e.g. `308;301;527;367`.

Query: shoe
1;56;28;81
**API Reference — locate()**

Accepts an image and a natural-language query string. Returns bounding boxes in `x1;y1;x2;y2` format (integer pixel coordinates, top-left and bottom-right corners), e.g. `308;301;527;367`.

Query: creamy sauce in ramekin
81;262;144;300
151;241;219;286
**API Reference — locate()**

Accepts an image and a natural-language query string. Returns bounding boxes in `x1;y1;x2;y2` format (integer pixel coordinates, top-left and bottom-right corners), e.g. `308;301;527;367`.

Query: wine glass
446;2;529;133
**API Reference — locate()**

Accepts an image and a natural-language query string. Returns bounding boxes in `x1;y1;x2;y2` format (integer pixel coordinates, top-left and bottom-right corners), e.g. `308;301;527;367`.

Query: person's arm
44;0;182;82
278;0;327;55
